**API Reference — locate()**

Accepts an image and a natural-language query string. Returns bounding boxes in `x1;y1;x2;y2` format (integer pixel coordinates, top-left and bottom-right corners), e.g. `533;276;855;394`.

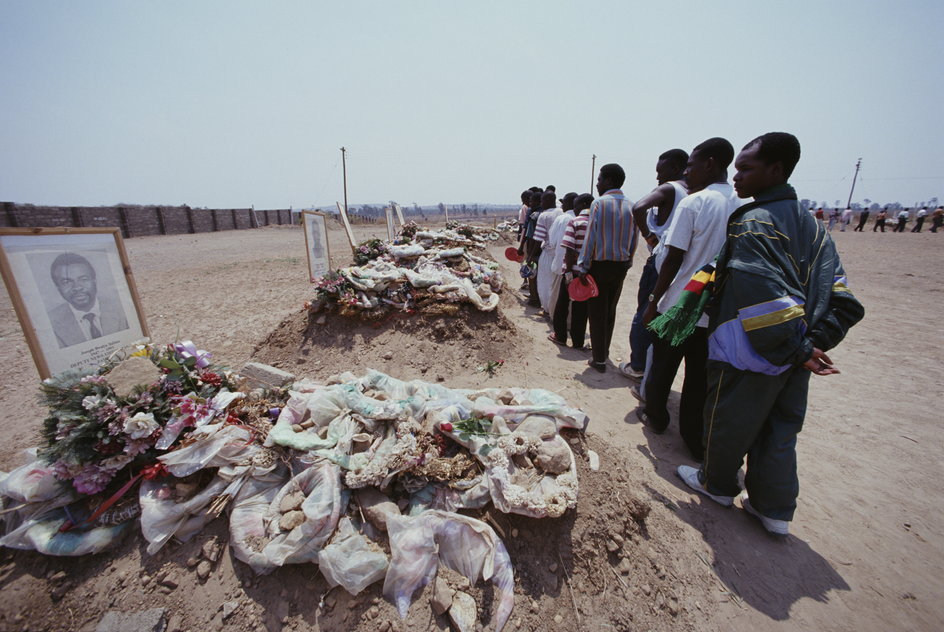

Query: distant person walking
892;208;909;232
873;207;888;232
854;207;870;231
826;207;841;231
911;207;928;232
840;207;853;231
931;207;944;233
576;163;637;372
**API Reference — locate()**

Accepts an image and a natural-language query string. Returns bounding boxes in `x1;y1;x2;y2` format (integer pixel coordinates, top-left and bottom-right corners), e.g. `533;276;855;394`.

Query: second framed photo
301;211;332;282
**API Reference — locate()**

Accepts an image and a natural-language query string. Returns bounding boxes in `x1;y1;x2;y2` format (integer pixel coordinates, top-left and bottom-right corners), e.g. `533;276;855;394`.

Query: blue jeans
629;255;658;371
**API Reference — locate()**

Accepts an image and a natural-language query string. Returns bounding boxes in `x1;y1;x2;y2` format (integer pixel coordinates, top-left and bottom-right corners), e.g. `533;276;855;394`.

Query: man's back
658;183;739;324
577;190;635;268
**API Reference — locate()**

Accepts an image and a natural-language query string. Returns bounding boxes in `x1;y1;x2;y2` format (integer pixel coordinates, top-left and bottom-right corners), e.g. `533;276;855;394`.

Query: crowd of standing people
513;132;865;536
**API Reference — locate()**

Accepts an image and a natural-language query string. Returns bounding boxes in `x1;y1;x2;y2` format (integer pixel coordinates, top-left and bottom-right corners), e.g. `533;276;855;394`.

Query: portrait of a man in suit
47;252;128;348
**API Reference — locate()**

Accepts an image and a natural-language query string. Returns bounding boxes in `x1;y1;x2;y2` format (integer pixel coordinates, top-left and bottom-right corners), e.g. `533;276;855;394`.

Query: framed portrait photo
301;210;332;282
335;201;357;252
384;206;395;242
0;227;150;379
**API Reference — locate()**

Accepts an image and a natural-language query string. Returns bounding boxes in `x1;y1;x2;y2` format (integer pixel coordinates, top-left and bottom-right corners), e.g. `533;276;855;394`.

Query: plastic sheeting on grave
0;369;590;632
312;242;504;314
266;369;586;518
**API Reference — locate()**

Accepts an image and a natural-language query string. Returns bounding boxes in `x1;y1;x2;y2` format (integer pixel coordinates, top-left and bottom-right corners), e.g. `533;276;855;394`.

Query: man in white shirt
545;192;578;318
48;253;129;348
533;192;564;313
639;138;740;461
893;208;910;232
911;207;928;232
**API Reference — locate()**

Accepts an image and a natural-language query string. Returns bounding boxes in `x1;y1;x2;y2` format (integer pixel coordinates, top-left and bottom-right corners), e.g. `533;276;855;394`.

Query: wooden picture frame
0;227;150;379
301;211;332;282
384;206;396;242
335;201;357;252
392;203;406;227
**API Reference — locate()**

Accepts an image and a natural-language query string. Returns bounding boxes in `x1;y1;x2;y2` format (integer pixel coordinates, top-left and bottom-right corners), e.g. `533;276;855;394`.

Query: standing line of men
517;165;640;374
604;133;863;536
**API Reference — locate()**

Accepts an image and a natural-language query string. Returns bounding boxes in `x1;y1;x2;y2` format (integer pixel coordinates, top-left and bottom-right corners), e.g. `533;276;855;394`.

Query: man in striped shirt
552;193;593;348
576;163;637;372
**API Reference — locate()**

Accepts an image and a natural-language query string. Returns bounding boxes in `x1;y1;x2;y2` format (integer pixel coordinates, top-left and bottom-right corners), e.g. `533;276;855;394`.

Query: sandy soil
0;221;941;632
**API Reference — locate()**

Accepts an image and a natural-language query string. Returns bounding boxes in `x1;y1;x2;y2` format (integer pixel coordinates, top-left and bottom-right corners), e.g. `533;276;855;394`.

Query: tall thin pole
590;154;596;192
846;158;861;208
341;147;349;216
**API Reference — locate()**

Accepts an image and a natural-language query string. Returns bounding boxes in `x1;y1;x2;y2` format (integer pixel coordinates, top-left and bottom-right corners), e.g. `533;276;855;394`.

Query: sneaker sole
742;498;789;535
676;465;734;507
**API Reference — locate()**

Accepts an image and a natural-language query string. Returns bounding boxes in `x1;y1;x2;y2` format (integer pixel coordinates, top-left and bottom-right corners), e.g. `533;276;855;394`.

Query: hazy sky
2;1;942;210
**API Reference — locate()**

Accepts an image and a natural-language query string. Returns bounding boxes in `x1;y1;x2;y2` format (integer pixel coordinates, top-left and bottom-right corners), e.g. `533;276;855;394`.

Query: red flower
440;422;453;432
141;462;169;480
200;371;223;387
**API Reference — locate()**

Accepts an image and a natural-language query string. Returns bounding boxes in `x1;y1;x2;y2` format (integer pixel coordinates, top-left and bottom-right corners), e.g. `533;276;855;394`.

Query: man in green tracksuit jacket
677;132;865;535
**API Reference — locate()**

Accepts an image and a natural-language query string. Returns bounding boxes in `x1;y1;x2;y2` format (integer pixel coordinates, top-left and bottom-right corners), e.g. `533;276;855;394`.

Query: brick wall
0;203;292;237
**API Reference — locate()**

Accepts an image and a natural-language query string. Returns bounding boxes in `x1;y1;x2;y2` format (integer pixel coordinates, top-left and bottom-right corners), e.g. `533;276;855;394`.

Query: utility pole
846;157;861;208
340;147;349;216
590;154;597;192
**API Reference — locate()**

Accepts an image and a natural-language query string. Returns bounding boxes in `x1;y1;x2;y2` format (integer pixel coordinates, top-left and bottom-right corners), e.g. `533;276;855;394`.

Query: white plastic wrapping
383;510;514;632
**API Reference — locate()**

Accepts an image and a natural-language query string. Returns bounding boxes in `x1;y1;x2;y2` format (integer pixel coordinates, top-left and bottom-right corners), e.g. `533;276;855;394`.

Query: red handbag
504;246;524;263
568;274;599;301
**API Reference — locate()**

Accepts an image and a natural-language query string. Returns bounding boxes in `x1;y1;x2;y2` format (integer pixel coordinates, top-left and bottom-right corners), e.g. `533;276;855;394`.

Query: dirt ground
0;220;941;632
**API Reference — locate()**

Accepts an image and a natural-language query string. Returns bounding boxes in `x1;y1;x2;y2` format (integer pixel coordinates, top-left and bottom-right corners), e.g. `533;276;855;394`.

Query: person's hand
642;302;658;327
644;233;659;249
802;347;840;375
577;272;588;284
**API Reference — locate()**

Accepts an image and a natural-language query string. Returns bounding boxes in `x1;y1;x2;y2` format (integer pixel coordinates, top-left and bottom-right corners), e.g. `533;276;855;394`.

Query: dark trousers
853;213;869;231
628;255;659;371
893;218;907;232
586;260;630;364
526;239;540;305
932;217;943;233
553;276;589;347
873;219;885;232
702;362;810;522
911;217;925;232
643;326;708;459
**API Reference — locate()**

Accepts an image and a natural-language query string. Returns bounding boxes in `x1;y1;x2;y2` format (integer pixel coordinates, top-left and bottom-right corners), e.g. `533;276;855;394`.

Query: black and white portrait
0;228;148;378
41;251;130;348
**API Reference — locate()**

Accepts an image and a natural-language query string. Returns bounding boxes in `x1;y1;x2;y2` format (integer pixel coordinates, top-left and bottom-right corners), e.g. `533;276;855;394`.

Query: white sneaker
676;465;735;507
618;361;644;380
742;498;790;535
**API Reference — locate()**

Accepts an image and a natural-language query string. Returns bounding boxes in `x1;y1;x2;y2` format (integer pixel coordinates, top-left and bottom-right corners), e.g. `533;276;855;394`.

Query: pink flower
173;340;212;369
72;464;114;495
123;437;152;457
